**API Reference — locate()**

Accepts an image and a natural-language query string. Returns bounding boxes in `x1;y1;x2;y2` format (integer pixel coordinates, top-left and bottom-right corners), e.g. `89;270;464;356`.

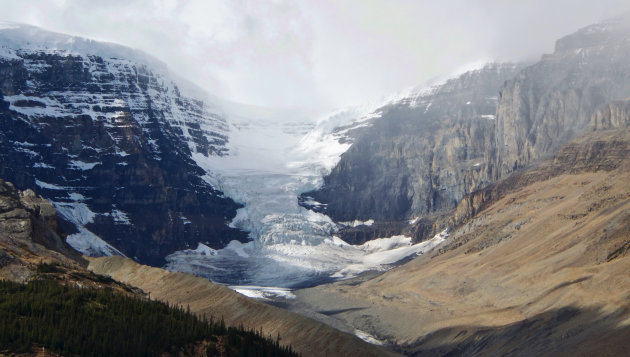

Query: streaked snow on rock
1;21;453;288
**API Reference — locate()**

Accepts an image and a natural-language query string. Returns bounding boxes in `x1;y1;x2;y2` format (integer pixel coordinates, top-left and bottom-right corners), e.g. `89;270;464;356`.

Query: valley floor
285;129;630;356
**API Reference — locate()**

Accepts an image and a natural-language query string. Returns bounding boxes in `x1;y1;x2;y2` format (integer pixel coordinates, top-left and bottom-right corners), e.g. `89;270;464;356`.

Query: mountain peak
554;12;630;52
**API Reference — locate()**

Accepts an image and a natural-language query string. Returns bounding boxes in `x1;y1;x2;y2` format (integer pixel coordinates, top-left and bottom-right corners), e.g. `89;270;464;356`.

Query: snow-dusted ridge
0;23;239;262
2;22;455;287
165;65;466;287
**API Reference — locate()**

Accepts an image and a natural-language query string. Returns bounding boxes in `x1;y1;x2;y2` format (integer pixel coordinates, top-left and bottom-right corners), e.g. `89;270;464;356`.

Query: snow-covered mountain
0;22;520;288
0;22;247;265
0;22;435;286
163;81;457;288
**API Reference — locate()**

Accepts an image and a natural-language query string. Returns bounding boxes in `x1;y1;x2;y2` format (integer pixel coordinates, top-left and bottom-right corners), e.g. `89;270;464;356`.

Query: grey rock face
305;14;630;244
493;14;630;178
0;28;247;266
0;178;82;263
590;99;630;130
302;64;520;239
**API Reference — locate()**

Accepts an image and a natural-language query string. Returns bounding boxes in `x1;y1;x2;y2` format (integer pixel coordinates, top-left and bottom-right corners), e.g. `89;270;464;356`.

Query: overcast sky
0;0;629;111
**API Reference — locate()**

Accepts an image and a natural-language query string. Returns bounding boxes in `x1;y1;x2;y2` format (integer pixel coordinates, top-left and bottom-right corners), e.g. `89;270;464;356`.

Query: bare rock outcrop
590;98;630;130
0;179;86;281
294;128;630;356
0;25;247;265
493;13;630;178
302;64;520;242
304;14;630;246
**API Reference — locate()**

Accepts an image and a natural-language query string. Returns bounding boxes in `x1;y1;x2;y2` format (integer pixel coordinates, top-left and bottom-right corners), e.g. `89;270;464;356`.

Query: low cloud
0;0;628;110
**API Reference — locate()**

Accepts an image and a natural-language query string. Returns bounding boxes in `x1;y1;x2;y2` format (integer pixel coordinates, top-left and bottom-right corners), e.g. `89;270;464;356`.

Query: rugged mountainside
303;14;630;245
0;180;301;356
302;64;520;243
590;98;630;130
492;14;630;178
0;178;85;281
292;128;630;356
0;24;247;265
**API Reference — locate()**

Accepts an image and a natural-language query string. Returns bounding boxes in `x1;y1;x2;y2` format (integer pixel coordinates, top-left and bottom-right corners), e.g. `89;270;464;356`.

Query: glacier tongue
165;104;449;287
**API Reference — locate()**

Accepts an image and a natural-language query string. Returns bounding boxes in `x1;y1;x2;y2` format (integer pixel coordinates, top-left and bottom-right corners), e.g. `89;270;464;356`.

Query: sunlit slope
295;129;630;356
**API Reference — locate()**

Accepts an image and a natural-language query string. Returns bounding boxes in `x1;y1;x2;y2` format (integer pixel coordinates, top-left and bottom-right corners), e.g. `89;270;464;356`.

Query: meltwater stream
164;106;448;289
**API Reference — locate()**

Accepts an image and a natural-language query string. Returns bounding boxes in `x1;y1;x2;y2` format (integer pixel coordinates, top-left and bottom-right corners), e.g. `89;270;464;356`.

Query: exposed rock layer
0;178;85;281
0;26;247;265
304;14;630;244
492;15;630;178
302;64;520;242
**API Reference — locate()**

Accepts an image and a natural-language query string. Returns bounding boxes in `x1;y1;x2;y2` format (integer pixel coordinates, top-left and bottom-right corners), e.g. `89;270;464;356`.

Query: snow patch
102;208;131;225
173;242;217;257
55;202;96;226
68;192;86;201
179;214;191;225
69;160;101;170
53;198;125;257
354;330;384;345
33;162;54;169
339;219;374;227
65;226;125;257
230;286;296;300
224;240;250;258
331;230;449;279
35;179;67;191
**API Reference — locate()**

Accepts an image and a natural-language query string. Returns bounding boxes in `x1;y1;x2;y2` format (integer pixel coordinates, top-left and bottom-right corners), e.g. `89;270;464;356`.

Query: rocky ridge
302;63;520;243
492;13;630;178
303;14;630;245
0;178;85;281
0;24;247;265
88;255;400;357
292;127;630;356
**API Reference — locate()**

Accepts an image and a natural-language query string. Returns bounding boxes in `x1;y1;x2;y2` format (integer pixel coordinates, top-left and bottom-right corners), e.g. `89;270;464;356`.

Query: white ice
338;219;374;227
230;286;296;300
166;99;450;287
354;329;385;346
2;22;452;288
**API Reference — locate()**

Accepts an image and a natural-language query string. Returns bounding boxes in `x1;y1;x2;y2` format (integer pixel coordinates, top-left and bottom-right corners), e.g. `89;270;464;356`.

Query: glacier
0;22;450;288
166;99;450;288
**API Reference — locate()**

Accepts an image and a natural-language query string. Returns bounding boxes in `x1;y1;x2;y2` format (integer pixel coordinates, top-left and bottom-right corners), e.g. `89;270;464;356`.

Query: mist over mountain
304;12;630;245
0;23;248;266
1;8;630;356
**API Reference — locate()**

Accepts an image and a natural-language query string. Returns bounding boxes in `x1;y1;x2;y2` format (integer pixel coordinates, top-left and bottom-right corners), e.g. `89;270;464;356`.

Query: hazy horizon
0;0;629;111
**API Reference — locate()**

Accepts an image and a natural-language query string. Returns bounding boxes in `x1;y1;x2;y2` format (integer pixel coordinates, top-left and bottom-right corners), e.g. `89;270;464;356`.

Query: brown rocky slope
292;128;630;356
88;256;400;357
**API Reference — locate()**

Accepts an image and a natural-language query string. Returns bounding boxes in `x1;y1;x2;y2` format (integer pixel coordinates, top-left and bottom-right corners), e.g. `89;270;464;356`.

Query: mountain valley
1;12;630;357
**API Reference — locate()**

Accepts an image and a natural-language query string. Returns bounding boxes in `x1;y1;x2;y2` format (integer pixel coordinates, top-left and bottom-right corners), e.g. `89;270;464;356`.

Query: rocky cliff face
305;14;630;244
302;63;520;242
451;128;630;228
0;24;247;266
295;128;630;356
0;178;85;281
590;98;630;130
493;14;630;178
